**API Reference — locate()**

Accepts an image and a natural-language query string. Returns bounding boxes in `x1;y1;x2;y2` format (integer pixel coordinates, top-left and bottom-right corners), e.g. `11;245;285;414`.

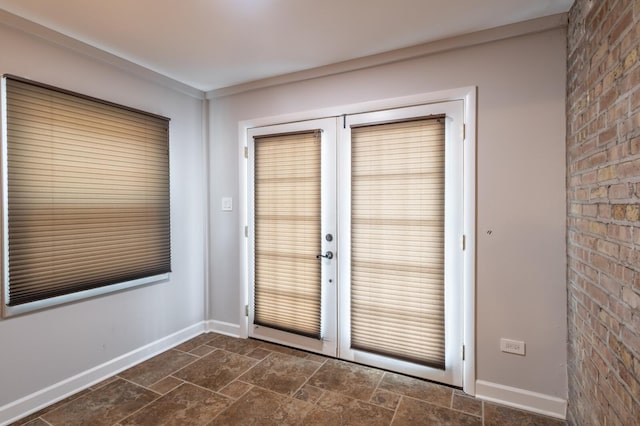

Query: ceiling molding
0;9;205;100
207;13;568;100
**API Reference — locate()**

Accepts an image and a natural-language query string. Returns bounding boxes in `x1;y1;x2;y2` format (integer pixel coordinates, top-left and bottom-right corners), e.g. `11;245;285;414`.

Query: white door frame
238;86;477;395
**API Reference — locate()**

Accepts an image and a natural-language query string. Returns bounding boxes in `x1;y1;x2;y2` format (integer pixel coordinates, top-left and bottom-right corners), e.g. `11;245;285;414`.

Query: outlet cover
222;197;232;211
500;338;525;355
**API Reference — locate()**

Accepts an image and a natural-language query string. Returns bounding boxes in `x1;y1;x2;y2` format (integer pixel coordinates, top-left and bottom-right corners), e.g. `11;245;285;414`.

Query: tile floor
11;333;567;425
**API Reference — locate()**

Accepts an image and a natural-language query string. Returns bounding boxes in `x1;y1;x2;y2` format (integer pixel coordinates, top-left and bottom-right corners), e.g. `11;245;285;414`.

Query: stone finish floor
12;333;566;425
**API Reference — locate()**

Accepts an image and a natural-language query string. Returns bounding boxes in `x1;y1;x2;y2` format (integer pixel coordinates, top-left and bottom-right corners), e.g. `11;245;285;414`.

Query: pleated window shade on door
253;131;322;339
4;76;171;308
350;117;446;369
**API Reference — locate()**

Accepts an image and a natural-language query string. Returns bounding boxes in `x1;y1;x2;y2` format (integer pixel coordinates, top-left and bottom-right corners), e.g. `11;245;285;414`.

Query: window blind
4;76;171;307
350;117;446;369
253;131;321;338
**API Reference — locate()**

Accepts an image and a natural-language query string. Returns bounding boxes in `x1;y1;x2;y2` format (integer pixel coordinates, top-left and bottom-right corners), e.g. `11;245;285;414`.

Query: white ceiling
0;0;574;92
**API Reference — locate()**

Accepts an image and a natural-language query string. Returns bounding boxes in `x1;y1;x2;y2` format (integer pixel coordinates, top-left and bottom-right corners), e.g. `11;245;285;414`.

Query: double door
246;101;464;386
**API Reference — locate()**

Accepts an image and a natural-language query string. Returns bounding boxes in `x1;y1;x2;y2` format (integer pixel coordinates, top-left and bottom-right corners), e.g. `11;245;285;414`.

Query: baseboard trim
206;320;241;337
0;322;206;426
475;380;567;420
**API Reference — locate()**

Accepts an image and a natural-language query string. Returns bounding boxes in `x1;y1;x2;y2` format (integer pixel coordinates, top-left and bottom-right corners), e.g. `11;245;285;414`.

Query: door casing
238;86;477;395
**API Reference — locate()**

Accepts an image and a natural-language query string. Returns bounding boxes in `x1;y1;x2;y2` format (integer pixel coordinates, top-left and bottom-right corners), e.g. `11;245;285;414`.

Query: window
1;75;171;317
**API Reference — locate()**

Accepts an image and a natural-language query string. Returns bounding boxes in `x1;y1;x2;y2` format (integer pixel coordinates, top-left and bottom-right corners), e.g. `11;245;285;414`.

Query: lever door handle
316;251;333;260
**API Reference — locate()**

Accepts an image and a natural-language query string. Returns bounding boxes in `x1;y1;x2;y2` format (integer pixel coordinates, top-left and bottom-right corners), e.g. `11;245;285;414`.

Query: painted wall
0;21;206;410
209;27;568;403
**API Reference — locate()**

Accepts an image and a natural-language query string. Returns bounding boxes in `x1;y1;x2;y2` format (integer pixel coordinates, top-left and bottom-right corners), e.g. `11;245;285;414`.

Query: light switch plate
222;197;232;211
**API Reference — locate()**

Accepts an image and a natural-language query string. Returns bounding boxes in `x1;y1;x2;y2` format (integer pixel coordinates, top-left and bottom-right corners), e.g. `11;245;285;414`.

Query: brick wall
567;0;640;424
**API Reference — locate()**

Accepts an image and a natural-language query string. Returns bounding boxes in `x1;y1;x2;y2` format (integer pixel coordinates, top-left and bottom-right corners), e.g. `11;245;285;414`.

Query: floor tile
303;391;394;426
118;349;197;387
239;352;322;396
392;396;482;426
89;376;120;391
173;349;258;392
294;384;325;404
206;334;262;355
218;381;253;399
209;387;313;425
189;345;215;357
307;359;384;400
41;379;158;426
370;389;402;410
10;389;93;425
174;333;218;353
20;419;48;426
379;372;452;408
120;383;231;426
258;341;311;358
305;353;329;363
484;402;566;425
246;347;272;360
452;390;482;417
149;376;183;394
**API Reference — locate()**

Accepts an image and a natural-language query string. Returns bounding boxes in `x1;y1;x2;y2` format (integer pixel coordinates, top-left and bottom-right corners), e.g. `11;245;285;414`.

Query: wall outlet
500;338;525;355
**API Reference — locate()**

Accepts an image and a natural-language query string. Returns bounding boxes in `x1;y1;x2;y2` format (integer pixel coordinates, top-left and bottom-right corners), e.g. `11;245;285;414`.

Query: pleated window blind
253;131;322;338
350;117;446;369
4;76;171;308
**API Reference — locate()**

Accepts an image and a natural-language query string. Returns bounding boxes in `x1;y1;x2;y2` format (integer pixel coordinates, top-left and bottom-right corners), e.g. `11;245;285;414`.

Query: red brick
597;239;620;257
568;0;640;422
616;157;640;178
607;223;633;242
630;136;640;154
598;165;617;181
609;183;632;199
599;203;613;218
608;142;628;160
613;204;627;219
584;203;599;217
625;204;640;220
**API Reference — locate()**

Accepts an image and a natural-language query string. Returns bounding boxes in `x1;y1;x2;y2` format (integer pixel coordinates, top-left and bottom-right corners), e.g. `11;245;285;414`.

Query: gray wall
208;27;568;402
0;20;206;409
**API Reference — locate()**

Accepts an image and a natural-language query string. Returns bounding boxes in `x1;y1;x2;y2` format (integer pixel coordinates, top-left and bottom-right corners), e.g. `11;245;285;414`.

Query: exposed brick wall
567;0;640;424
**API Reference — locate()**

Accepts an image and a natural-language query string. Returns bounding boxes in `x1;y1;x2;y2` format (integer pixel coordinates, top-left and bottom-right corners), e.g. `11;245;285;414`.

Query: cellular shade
350;117;446;369
4;75;171;307
253;131;321;338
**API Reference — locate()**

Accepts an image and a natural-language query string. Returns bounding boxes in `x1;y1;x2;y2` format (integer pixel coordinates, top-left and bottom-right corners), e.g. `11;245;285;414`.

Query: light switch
222;197;232;211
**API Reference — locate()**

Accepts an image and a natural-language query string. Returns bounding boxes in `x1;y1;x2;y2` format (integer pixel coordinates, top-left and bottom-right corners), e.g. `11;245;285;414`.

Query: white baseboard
206;320;241;337
0;322;206;426
475;380;567;420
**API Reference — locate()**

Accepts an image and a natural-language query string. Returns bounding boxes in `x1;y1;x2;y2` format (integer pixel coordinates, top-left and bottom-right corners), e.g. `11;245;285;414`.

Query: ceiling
0;0;574;92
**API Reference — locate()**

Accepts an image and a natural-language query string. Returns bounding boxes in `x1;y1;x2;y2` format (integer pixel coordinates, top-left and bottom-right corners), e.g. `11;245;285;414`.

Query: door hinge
461;234;466;251
244;226;248;238
463;124;466;140
245;304;249;317
244;146;248;159
462;345;466;361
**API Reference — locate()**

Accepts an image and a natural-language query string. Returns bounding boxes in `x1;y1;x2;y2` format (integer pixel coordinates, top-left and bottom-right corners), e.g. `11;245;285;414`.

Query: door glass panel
253;131;322;338
350;117;446;368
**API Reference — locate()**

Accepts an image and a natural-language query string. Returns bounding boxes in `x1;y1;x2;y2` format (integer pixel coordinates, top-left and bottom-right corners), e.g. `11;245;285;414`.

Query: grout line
113;379;164;425
389;395;403;425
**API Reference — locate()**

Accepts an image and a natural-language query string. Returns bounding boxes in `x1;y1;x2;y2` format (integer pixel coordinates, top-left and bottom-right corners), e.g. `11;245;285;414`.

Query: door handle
316;251;333;260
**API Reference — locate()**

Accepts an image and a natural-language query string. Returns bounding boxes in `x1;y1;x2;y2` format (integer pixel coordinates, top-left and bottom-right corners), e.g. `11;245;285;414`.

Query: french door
247;101;464;386
247;118;337;356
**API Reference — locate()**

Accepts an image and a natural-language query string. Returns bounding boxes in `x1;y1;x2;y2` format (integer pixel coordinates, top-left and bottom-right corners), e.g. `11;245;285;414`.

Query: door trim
238;86;476;394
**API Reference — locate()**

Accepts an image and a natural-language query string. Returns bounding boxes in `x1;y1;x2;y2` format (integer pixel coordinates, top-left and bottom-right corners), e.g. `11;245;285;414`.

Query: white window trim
238;86;477;394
